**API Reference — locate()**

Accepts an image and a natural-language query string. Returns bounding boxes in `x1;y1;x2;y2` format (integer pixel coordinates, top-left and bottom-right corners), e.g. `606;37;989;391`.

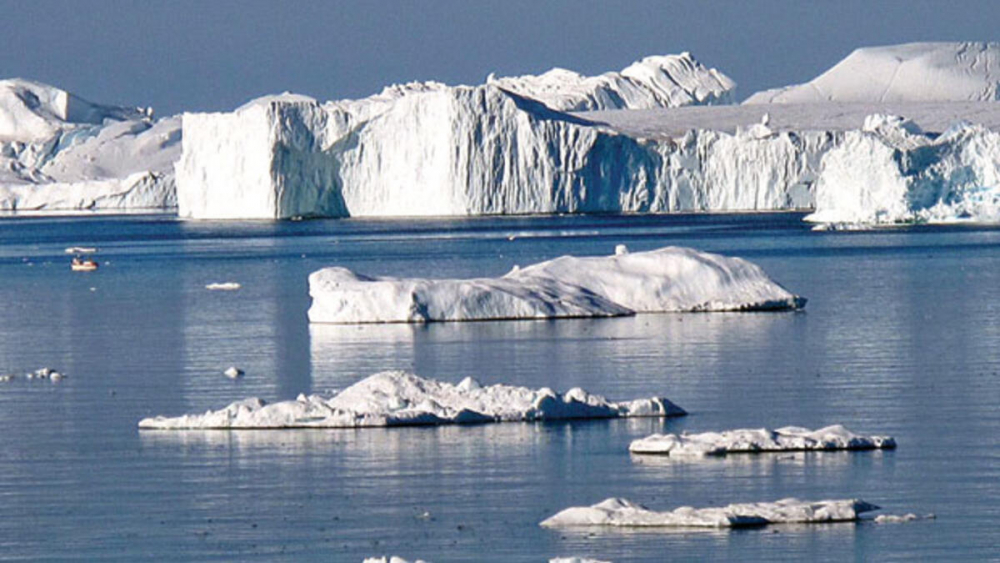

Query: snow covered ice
628;425;896;456
0;79;179;212
137;371;685;429
540;497;880;528
307;246;806;324
745;42;1000;104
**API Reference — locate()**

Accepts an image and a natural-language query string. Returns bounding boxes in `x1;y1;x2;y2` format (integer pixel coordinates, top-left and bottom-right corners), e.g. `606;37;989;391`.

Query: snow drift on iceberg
806;114;1000;226
307;246;806;324
746;42;1000;104
540;497;880;528
628;425;896;456
0;79;179;212
137;370;685;429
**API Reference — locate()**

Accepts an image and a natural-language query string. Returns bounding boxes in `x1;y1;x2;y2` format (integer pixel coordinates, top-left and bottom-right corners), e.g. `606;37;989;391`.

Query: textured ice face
629;425;896;456
307;246;806;324
745;42;1000;104
137;370;685;429
807;117;1000;226
540;497;880;528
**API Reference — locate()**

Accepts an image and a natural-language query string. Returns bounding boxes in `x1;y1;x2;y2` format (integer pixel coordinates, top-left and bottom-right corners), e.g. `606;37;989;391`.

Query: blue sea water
1;212;998;561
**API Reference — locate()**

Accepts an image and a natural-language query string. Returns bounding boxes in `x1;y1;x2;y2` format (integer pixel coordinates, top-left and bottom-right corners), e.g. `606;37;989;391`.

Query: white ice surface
205;282;241;291
490;53;735;111
0;79;179;212
628;425;896;456
137;371;685;429
807;115;1000;226
363;558;430;563
540;497;879;528
746;42;1000;104
307;246;805;324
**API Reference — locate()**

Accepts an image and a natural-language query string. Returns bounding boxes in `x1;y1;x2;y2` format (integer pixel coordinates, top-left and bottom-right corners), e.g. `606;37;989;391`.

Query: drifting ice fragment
223;367;244;379
629;425;896;456
540;497;880;528
206;282;241;291
137;371;685;429
308;246;805;324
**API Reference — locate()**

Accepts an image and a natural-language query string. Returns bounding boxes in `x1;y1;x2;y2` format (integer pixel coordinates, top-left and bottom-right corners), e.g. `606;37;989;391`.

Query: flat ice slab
308;246;805;324
540;497;879;528
629;425;896;456
137;371;685;429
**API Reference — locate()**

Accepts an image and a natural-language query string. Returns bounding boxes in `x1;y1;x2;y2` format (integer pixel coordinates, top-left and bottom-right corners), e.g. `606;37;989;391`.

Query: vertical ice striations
807;114;1000;226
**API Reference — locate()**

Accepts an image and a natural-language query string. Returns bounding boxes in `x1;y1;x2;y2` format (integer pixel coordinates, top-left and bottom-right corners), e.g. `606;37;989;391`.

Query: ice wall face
746;42;1000;104
177;84;834;219
807;115;1000;226
490;53;736;111
0;79;179;212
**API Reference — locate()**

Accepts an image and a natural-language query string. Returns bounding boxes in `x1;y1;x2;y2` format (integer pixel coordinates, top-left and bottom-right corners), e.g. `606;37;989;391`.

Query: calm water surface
1;213;998;561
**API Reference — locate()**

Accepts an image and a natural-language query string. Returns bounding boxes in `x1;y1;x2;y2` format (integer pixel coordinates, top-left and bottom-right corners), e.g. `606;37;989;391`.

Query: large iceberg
806;114;1000;226
745;42;1000;104
307;246;806;324
137;371;685;429
177;53;843;219
0;79;179;212
628;425;896;456
540;497;879;528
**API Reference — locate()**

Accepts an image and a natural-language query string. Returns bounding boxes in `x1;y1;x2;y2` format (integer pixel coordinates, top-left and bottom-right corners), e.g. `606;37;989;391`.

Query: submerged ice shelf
628;425;896;456
137;371;685;429
307;246;805;324
540;497;880;528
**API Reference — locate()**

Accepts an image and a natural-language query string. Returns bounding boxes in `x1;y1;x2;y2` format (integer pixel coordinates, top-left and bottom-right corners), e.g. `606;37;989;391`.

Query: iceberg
0;79;179;212
628;425;896;456
489;53;735;111
806;115;1000;226
745;42;1000;104
136;370;685;429
307;246;806;324
540;497;879;528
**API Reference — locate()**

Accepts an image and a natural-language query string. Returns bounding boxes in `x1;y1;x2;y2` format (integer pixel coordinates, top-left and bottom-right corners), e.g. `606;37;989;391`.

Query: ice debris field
6;42;1000;227
540;497;880;528
137;371;685;429
308;245;805;324
628;425;896;456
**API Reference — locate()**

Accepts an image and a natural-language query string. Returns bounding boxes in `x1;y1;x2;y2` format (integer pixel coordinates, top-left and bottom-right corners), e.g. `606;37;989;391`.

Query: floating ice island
540;497;880;528
137;371;684;429
308;245;805;324
628;425;896;456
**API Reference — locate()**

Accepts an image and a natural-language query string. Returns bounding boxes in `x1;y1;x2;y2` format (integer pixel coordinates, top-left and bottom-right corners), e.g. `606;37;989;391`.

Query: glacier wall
807;115;1000;226
177;87;838;219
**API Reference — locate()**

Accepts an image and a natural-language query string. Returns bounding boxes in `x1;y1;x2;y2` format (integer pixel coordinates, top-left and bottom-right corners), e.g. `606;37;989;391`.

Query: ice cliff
137;371;684;429
807;114;1000;226
307;246;806;324
0;79;179;212
745;42;1000;104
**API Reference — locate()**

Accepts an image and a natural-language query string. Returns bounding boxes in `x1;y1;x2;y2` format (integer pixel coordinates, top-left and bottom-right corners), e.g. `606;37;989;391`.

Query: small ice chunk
0;374;14;382
550;558;613;563
541;497;880;528
206;282;241;291
138;371;685;429
223;366;244;379
363;558;431;563
629;425;896;456
614;244;628;256
65;247;98;254
874;513;935;524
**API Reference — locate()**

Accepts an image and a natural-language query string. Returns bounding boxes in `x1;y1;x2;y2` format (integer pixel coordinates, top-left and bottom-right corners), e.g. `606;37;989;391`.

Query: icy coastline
137;371;685;429
628;425;896;456
540;497;879;528
307;246;805;324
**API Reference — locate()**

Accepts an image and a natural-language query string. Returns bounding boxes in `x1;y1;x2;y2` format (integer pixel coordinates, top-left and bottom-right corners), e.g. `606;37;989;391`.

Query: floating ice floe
628;425;896;456
206;282;241;291
64;246;97;254
137;371;684;429
550;558;613;563
223;366;244;379
308;246;805;324
874;513;935;524
363;558;430;563
540;497;879;528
